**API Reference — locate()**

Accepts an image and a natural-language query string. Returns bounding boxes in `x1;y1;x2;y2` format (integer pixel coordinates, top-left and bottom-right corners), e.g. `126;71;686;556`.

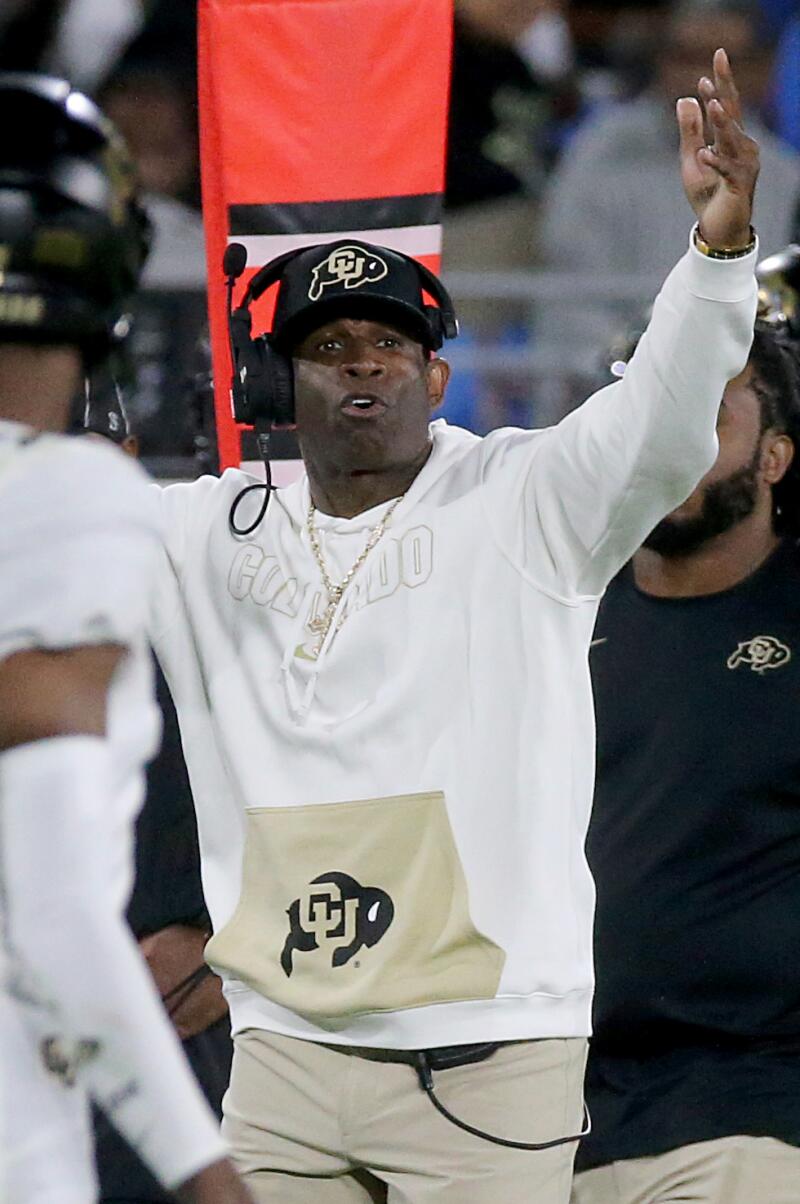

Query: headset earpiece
228;326;294;429
226;253;298;428
260;334;294;427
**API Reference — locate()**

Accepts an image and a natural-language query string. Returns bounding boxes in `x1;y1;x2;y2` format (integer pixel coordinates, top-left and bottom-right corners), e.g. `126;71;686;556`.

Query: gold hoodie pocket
206;792;505;1021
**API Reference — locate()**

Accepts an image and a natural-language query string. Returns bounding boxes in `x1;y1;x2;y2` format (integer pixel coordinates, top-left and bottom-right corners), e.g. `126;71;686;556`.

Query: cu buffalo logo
308;246;388;301
727;635;791;674
281;871;394;977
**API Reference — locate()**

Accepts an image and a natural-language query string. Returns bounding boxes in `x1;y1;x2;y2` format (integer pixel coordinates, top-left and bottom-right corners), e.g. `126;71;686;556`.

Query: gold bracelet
694;225;756;259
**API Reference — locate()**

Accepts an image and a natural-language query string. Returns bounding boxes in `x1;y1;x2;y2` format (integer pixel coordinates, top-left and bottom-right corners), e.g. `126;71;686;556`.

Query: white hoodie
151;238;756;1049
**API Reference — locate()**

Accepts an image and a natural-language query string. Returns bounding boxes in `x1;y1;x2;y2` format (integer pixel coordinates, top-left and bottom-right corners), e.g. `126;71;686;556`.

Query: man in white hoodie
151;49;759;1204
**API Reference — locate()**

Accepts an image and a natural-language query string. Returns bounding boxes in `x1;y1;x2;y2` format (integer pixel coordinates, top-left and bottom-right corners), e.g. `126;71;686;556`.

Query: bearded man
576;322;800;1204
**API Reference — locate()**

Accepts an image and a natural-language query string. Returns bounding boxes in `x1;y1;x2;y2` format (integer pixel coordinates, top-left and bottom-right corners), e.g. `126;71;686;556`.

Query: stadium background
2;0;796;477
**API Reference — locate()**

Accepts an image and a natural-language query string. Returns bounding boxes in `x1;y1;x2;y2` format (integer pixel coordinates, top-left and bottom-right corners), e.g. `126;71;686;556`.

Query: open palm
678;48;759;250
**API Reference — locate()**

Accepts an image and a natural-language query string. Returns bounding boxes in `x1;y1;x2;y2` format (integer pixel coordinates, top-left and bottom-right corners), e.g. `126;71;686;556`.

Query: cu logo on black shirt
727;634;791;673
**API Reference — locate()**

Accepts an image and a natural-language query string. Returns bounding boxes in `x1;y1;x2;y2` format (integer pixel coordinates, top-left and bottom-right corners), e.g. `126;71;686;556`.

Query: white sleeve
147;473;220;642
155;470;241;579
149;468;256;640
0;736;227;1188
478;234;758;598
0;437;161;659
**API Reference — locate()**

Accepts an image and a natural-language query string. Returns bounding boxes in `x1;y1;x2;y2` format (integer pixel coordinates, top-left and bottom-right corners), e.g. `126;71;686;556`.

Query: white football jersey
0;420;162;901
0;421;160;1203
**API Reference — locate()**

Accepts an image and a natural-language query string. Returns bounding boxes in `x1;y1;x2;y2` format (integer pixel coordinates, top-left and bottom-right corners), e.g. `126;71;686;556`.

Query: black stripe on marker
228;193;442;236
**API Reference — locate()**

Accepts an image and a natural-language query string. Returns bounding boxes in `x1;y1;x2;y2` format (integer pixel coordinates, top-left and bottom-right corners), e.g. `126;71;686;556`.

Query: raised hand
677;47;759;250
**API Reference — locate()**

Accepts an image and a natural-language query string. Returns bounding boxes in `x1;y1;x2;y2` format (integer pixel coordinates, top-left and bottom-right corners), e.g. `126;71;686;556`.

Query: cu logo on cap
308;246;388;301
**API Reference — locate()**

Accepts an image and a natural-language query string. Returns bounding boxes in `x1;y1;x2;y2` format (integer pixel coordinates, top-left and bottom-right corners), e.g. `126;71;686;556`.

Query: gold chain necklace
306;496;402;655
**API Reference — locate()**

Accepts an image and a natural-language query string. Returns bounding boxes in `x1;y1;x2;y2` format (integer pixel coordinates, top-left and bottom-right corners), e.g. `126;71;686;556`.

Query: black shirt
126;660;207;938
577;540;800;1171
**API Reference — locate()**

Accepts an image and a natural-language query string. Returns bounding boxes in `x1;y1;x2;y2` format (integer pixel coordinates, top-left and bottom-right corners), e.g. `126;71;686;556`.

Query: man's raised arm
481;49;761;599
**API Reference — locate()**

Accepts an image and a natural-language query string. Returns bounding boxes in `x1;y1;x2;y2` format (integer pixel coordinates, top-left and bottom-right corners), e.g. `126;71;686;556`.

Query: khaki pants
571;1136;800;1204
222;1028;587;1202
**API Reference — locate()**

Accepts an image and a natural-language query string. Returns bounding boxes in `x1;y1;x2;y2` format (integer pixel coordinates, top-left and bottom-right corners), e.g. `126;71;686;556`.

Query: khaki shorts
223;1028;588;1203
571;1135;800;1204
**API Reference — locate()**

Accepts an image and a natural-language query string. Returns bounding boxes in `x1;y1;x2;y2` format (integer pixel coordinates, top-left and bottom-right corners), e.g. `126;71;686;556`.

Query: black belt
326;1040;503;1070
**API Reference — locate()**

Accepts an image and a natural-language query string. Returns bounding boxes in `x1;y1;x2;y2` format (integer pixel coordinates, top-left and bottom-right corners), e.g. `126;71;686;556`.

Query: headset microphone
223;242;248;419
223;241;248;280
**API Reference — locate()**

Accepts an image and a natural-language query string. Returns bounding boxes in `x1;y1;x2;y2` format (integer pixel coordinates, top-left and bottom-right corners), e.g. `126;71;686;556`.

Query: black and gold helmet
756;244;800;340
0;73;151;361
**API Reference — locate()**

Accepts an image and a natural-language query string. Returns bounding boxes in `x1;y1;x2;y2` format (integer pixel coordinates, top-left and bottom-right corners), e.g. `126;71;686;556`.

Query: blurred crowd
2;0;798;439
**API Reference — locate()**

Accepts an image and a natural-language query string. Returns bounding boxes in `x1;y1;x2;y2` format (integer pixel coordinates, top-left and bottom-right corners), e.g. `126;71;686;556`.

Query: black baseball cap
270;239;444;352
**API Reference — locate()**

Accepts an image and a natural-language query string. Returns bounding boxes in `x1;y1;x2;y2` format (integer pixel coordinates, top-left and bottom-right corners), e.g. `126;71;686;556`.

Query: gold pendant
307;596;338;637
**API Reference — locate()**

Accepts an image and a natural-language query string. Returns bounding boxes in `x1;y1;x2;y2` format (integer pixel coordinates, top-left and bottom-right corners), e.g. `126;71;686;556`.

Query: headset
223;240;459;535
223;242;295;430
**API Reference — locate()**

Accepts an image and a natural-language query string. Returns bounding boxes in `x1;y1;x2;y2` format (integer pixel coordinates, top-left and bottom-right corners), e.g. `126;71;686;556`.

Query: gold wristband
694;226;756;259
